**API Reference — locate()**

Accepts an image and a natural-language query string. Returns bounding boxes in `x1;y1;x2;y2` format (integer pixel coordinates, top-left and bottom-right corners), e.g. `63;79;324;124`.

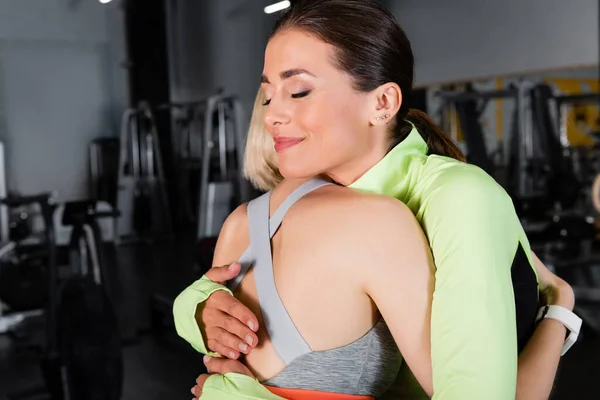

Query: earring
384;114;390;118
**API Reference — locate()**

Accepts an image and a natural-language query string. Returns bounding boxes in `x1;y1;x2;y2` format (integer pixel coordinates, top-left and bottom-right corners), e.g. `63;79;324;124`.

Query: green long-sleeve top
173;125;539;399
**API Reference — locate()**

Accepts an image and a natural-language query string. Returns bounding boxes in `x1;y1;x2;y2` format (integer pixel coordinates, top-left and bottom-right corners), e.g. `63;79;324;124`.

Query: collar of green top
348;123;427;195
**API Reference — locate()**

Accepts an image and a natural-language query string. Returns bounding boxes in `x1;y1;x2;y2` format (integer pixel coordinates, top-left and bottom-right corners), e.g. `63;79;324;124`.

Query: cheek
277;97;366;178
298;95;363;145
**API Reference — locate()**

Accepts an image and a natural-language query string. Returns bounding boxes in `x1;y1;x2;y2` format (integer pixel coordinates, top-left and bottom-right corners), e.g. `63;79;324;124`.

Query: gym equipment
0;141;47;334
0;193;56;343
0;244;48;313
117;101;173;242
157;100;206;226
149;94;250;332
0;141;9;243
529;84;583;211
527;85;600;335
3;195;123;400
52;200;123;400
554;92;600;211
197;94;250;242
436;85;522;197
89;137;120;207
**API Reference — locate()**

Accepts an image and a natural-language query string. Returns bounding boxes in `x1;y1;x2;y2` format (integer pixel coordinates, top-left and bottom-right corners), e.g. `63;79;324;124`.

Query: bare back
212;178;434;395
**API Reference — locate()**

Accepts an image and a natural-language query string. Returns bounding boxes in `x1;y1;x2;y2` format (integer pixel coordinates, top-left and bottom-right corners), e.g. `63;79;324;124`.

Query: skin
194;178;435;398
260;29;393;186
192;28;576;399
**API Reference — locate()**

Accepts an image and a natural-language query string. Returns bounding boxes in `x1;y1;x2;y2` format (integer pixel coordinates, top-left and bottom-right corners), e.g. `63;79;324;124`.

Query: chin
278;159;314;180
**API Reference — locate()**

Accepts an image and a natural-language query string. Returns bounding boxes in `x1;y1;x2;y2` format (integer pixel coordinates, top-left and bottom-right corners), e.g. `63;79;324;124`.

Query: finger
191;384;200;398
206;338;240;359
213;293;259;334
205;263;241;284
196;373;210;388
206;326;251;355
208;308;258;348
203;355;255;378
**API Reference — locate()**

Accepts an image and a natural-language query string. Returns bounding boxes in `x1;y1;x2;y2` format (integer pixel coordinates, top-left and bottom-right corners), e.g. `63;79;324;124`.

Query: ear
368;83;403;126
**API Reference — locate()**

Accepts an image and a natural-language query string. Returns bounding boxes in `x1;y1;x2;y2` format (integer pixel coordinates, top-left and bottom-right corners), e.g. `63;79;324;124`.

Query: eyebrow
260;68;316;84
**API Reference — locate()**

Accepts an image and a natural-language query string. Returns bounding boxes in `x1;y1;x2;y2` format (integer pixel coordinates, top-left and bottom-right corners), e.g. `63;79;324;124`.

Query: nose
263;97;291;128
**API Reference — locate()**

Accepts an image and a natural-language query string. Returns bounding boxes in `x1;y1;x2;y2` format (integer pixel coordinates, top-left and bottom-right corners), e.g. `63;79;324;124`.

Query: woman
175;0;578;398
185;175;437;400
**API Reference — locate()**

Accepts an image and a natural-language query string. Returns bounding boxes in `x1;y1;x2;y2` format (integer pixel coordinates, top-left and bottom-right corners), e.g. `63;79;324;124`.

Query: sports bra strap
228;178;332;292
226;178;332;364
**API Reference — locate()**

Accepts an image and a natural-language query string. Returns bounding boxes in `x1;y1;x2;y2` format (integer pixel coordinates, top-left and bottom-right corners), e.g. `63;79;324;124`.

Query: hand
198;263;260;359
190;355;255;399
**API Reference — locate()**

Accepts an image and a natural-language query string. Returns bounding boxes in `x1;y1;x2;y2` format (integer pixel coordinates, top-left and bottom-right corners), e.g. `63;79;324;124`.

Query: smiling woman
259;29;392;182
174;1;579;399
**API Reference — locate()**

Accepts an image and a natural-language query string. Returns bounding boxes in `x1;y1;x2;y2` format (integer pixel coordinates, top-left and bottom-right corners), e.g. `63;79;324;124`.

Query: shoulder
421;160;520;235
297;184;417;228
426;159;511;207
293;185;424;254
216;202;249;254
300;186;432;284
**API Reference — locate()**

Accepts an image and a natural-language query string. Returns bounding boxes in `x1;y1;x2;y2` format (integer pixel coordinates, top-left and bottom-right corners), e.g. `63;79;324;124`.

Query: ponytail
403;109;466;162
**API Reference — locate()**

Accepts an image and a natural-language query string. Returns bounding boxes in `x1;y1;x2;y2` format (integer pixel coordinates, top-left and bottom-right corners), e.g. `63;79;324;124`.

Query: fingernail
191;387;196;395
229;351;237;358
248;321;255;331
238;342;248;352
245;335;253;346
203;355;211;364
228;262;238;270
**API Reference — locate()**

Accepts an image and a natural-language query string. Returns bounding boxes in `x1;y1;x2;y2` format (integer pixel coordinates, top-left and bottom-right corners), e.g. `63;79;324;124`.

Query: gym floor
1;235;599;399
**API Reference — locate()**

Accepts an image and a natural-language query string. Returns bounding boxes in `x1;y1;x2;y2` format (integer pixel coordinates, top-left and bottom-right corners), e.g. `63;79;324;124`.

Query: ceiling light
264;1;290;14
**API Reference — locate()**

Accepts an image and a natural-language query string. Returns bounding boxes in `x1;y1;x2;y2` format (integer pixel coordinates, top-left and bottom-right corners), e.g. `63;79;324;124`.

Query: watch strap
536;305;582;355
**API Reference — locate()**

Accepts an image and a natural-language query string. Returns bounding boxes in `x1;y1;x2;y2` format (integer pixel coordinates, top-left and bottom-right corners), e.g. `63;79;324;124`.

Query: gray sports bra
227;179;403;397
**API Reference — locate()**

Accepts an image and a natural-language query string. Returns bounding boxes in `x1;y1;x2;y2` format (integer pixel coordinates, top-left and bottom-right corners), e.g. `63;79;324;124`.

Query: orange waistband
265;386;374;400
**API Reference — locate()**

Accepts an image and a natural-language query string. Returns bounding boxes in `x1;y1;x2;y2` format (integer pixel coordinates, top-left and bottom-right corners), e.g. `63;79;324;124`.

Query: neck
326;141;389;187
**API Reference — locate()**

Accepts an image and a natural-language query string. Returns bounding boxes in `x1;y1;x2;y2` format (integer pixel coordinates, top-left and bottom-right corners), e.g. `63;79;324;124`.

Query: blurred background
0;0;598;399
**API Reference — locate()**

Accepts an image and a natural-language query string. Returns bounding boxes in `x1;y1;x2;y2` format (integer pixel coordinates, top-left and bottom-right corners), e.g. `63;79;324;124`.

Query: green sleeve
199;373;285;400
172;275;233;355
173;279;287;399
423;168;530;399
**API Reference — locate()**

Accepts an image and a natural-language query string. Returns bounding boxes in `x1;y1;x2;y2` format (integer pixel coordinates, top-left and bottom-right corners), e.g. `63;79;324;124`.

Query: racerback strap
226;178;332;364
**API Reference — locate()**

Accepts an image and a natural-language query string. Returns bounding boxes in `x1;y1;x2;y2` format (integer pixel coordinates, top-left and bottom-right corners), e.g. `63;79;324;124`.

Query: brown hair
272;0;465;161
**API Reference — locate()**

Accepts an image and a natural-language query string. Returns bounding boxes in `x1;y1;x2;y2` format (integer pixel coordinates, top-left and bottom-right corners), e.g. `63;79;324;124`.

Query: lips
273;137;304;153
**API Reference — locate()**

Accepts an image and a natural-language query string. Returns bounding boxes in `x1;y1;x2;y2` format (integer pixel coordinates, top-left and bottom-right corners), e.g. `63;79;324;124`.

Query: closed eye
292;90;311;99
262;90;312;106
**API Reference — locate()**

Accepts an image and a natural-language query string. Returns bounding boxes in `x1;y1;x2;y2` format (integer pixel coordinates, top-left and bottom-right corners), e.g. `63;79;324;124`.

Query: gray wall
166;0;277;120
169;0;599;112
0;0;128;201
386;0;599;87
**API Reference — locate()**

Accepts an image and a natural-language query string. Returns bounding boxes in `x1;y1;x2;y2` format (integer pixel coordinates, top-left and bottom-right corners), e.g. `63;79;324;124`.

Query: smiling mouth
273;137;305;153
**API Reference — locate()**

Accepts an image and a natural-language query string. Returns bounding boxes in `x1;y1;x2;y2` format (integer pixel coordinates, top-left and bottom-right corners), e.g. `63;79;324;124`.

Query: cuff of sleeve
173;275;233;355
200;373;285;400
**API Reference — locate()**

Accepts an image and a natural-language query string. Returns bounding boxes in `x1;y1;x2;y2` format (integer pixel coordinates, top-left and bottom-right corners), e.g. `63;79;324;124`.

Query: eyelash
262;90;312;106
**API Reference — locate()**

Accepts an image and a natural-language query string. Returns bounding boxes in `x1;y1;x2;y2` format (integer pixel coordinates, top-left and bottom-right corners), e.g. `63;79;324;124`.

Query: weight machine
117;102;173;242
436;85;524;199
1;194;123;400
197;94;250;241
156;100;206;227
528;84;600;334
149;93;251;331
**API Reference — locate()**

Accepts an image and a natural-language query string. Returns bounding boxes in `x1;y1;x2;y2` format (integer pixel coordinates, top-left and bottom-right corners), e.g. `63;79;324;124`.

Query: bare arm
516;251;575;400
358;197;435;396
